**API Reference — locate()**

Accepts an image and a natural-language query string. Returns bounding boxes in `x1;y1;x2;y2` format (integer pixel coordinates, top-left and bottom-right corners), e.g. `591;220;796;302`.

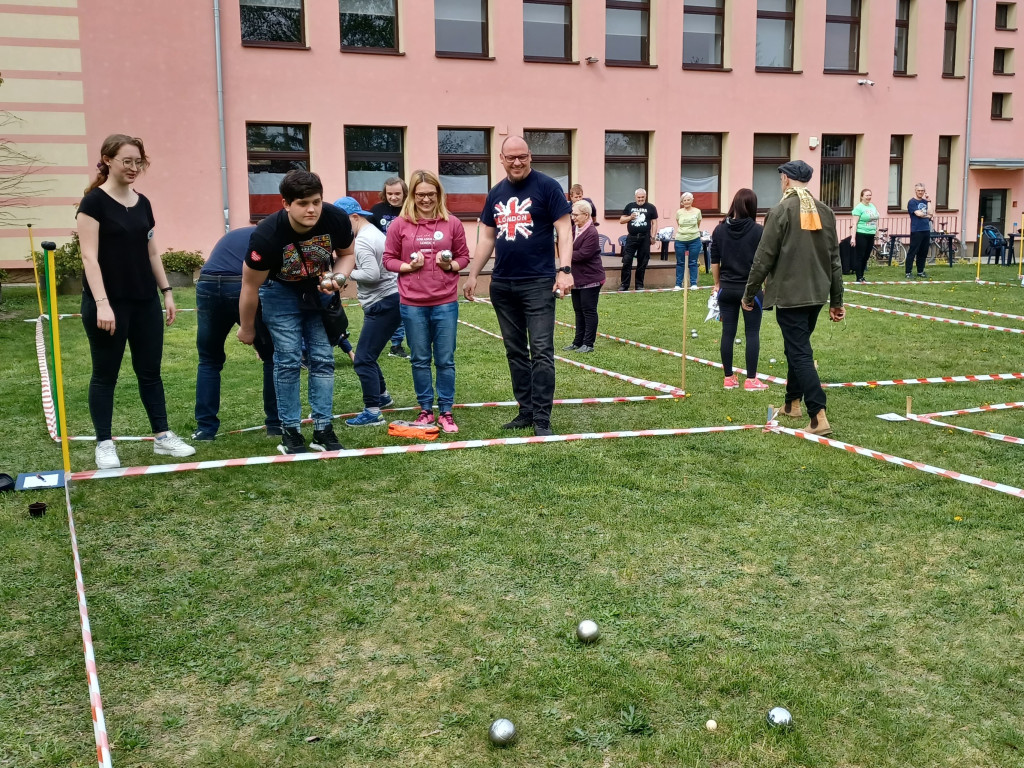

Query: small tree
0;72;49;228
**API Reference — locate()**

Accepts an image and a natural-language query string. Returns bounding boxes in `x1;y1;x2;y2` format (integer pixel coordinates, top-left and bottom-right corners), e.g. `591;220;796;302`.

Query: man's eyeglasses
414;192;438;200
118;159;148;170
503;154;531;164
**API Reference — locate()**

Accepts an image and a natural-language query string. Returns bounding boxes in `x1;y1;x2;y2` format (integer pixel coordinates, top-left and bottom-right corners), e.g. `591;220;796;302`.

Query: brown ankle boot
780;400;802;419
805;410;832;436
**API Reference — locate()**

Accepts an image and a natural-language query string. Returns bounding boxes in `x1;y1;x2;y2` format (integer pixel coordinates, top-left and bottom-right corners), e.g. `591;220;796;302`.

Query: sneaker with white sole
723;375;739;390
278;427;309;454
310;425;344;452
95;439;120;469
414;409;435;426
378;391;395;409
346;409;385;427
154;431;196;458
744;377;769;392
438;412;459;433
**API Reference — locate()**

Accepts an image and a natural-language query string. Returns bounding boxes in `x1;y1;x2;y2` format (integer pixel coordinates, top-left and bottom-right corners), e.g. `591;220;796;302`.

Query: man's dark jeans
775;305;827;418
906;230;930;275
620;234;651;290
195;277;279;436
489;277;556;426
353;292;402;409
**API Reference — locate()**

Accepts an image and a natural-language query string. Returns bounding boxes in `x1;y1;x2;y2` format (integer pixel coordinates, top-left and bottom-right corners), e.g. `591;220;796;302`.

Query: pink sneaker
744;377;769;392
723;375;739;390
438;412;459;433
413;409;435;426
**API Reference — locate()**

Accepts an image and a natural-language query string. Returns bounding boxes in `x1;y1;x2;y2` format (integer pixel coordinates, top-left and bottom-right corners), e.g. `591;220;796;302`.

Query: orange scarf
783;187;822;231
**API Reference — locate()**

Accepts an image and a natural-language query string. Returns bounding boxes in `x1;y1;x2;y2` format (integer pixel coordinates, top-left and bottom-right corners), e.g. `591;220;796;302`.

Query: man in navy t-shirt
463;135;573;436
905;183;932;279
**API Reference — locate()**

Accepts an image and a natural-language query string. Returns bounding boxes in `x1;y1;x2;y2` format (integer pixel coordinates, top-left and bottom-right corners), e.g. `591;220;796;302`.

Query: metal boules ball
320;274;336;290
766;707;793;729
439;249;453;262
488;718;517;746
576;619;600;644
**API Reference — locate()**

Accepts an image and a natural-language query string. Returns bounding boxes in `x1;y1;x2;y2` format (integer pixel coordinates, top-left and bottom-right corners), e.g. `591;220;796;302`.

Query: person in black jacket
710;188;767;392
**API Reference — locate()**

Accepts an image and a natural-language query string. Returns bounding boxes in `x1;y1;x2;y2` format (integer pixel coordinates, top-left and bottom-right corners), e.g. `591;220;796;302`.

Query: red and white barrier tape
600;286;708;295
845;289;1024;322
768;424;1024;499
846;303;1024;334
71;423;760;481
65;484;114;767
825;372;1024;388
921;401;1024;418
46;308;197;320
904;412;1024;445
843;279;1000;286
35;318;60;441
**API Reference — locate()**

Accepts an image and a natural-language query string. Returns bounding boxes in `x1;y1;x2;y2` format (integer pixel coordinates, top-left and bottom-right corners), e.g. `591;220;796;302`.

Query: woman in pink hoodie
383;170;471;433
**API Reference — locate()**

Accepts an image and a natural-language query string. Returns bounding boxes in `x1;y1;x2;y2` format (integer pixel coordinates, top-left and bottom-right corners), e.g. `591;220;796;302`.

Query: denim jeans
400;300;458;411
354;292;402;409
675;238;703;287
489;277;556;425
259;280;334;430
776;305;826;417
195;277;279;436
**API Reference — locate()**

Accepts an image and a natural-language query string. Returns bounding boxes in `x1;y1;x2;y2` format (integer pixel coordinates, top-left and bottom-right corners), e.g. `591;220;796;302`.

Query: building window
992;92;1011;119
936;136;952;209
436;0;488;58
246;123;310;220
339;0;397;51
943;2;959;76
240;0;304;46
683;0;724;69
820;134;856;211
756;0;794;70
825;0;861;73
604;131;648;215
680;133;722;212
524;130;571;192
894;0;910;74
344;126;404;211
606;0;650;65
995;3;1013;30
752;134;790;211
994;48;1007;73
524;0;572;62
438;128;490;218
888;136;905;209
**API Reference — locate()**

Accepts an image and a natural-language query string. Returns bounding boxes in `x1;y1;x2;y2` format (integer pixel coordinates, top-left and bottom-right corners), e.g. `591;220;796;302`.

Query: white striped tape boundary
35;318;60;441
904;412;1024;445
921;401;1024;418
599;286;709;295
842;279;1015;286
824;372;1024;388
64;483;114;768
768;424;1024;499
46;308;197;320
846;303;1024;334
70;423;761;481
845;289;1024;322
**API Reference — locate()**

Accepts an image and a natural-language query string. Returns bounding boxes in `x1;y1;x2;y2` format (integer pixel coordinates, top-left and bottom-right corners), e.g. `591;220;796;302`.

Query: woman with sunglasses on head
382;170;471;433
76;133;195;469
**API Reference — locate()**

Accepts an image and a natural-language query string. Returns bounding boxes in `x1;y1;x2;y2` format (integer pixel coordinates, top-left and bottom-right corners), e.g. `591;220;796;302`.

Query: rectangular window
680;133;722;212
888;136;905;209
683;0;724;69
524;0;572;62
241;0;304;46
992;92;1011;119
606;0;651;65
340;0;397;51
894;0;910;74
756;0;794;70
435;0;488;57
943;2;959;76
246;123;310;220
344;126;404;211
820;134;856;210
604;131;648;215
825;0;861;73
524;129;571;192
438;128;490;218
994;47;1008;73
996;3;1010;28
752;134;790;211
936;136;952;209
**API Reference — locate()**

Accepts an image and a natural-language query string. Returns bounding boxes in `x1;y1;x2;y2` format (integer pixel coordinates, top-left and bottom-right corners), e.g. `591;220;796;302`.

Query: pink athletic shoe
744;377;769;392
438;412;459;433
413;409;435;426
723;375;739;390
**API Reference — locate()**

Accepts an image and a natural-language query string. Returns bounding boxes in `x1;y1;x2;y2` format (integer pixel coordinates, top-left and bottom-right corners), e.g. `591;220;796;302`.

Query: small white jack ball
770;358;777;363
705;719;717;731
576;619;600;643
735;337;742;344
488;718;517;746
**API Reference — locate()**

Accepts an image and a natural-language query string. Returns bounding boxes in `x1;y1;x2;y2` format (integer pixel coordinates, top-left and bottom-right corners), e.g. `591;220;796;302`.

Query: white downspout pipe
961;0;977;245
214;0;230;233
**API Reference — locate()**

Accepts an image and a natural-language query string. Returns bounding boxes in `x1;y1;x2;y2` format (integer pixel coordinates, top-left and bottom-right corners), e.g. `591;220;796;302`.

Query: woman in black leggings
710;189;767;391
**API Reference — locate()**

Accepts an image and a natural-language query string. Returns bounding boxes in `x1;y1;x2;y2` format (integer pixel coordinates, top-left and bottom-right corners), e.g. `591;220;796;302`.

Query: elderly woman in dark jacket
564;200;606;353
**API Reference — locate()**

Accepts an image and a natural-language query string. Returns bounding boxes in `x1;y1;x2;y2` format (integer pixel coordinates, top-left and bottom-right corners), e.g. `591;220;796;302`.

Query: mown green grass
1;266;1023;767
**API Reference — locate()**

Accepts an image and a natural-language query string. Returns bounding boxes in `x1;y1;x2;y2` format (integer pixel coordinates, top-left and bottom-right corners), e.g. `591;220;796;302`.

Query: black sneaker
310;425;344;452
501;413;534;430
389;344;410;359
533;422;553;437
278;427;309;455
917;271;930;279
905;274;913;280
266;424;283;437
191;430;216;441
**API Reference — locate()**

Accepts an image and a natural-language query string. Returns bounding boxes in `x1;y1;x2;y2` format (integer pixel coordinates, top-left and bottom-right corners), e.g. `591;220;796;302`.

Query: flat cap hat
777;160;814;183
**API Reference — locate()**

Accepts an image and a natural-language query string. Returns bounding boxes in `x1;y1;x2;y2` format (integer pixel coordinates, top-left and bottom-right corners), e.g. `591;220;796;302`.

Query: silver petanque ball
766;707;793;729
439;249;453;262
320;277;335;290
488;718;517;746
576;619;600;643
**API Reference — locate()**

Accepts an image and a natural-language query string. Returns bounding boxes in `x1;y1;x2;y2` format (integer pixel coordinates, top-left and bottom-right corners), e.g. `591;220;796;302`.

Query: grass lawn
1;264;1023;767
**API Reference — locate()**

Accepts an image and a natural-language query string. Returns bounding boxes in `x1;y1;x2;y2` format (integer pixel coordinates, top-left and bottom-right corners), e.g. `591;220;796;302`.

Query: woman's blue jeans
400;300;458;411
675;238;703;287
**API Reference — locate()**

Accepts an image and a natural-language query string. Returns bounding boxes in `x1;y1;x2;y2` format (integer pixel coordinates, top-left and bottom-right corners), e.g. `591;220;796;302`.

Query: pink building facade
2;0;1022;269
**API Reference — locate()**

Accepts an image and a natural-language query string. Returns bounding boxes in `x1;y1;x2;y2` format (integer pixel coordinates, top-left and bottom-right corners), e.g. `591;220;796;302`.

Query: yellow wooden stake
27;224;45;317
976;217;984;281
44;244;72;474
906;396;912;417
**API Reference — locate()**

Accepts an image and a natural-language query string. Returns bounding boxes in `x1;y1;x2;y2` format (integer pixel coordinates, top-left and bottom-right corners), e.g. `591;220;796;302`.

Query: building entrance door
979;189;1007;234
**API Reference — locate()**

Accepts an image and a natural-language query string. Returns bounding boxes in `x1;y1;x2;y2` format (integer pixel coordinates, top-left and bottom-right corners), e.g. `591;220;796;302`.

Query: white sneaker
673;285;683;291
689;284;699;291
95;440;120;469
154;431;196;458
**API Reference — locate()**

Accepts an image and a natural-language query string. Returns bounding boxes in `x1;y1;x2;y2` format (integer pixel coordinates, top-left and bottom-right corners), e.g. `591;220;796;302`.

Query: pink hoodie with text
382;215;471;307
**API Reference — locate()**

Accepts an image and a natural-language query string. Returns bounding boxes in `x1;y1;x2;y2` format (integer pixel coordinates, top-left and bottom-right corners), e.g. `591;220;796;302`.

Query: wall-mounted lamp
857;79;875;86
585;56;600;64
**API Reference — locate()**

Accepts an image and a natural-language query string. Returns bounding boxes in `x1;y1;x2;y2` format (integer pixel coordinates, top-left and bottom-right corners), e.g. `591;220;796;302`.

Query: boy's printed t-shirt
245;203;354;291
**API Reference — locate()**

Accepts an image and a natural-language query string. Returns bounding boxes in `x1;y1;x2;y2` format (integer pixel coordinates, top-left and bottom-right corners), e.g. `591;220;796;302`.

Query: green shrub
0;269;8;283
32;233;83;283
161;249;204;274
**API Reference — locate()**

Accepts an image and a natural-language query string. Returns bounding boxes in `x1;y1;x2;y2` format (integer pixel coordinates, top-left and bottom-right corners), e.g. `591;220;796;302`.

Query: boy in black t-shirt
238;170;355;455
618;189;658;290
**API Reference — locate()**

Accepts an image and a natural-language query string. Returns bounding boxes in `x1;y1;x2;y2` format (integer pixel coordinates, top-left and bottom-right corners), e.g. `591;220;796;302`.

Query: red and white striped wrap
921;401;1024;418
768;424;1024;499
842;279;987;286
48;308;196;320
601;286;705;295
825;372;1024;388
904;412;1024;445
35;318;60;441
457;319;685;395
847;303;1024;334
71;423;761;481
845;289;1024;322
64;485;114;768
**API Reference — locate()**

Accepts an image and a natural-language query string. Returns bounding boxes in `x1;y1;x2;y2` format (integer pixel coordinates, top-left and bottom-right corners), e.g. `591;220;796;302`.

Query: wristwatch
557;266;571;274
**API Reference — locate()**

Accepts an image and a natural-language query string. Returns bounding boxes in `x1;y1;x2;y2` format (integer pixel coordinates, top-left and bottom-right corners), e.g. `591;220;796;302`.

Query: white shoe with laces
154;431;196;458
95;440;120;469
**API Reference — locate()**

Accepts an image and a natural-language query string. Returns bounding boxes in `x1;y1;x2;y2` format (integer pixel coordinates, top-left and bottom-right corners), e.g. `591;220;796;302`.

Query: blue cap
333;196;374;218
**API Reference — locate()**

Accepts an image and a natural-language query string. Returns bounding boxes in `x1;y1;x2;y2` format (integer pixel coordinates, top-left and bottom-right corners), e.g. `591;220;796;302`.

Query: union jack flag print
494;197;534;241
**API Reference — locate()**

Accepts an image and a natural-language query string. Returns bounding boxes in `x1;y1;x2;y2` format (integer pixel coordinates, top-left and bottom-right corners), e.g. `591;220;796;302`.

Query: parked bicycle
870;228;907;266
